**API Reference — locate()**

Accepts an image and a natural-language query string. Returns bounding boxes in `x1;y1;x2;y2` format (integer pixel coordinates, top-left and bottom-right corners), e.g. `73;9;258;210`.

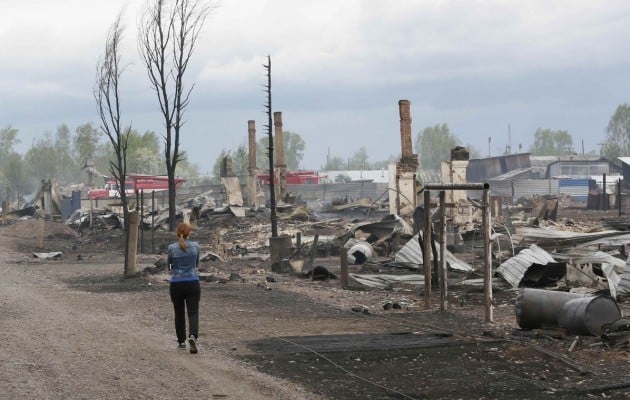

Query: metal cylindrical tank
558;296;622;336
347;241;374;265
515;288;585;330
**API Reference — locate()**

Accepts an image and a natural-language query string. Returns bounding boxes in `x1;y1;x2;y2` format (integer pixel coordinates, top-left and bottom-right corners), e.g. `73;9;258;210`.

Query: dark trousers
169;281;201;343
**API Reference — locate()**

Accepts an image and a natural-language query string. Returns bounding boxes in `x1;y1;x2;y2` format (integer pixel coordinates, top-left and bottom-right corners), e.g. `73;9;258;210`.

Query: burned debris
3;100;630;364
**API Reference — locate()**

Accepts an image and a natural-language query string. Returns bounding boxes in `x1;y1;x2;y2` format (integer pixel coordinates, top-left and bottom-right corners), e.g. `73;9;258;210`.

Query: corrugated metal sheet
513;180;559;198
279;182;389;202
470;179;560;200
558;178;592;203
618;157;630;165
394;233;472;272
571;252;630;297
559;178;592;187
485;181;512;197
619;270;630;295
418;169;442;183
496;244;558;288
322;170;389;183
467;153;531;181
490;167;533;181
349;273;424;288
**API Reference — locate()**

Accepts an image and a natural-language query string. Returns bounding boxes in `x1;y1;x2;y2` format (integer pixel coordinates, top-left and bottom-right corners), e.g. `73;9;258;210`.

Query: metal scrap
394;232;473;272
496;244;565;288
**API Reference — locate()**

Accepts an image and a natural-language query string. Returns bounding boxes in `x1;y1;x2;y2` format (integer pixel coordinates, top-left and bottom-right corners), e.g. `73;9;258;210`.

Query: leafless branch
138;0;212;230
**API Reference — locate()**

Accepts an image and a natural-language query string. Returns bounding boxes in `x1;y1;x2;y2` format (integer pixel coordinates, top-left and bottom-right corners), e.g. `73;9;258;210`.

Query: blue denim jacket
167;240;200;283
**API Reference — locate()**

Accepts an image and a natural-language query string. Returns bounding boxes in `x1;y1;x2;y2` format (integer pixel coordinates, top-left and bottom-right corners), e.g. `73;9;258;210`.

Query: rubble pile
4;184;630;345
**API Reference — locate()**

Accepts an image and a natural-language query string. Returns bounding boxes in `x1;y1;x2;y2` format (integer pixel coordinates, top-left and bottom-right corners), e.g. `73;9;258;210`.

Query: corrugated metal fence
285;182;389;202
486;179;592;203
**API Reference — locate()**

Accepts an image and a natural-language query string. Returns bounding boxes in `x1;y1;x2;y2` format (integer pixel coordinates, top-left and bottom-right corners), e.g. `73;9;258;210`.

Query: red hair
176;222;193;251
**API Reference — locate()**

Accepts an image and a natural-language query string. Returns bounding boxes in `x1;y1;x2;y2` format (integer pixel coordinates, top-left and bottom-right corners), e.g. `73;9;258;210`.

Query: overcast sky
2;0;630;173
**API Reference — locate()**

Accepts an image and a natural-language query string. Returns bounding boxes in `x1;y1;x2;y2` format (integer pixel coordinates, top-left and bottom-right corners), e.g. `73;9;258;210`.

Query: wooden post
618;179;622;217
439;190;447;312
309;233;319;280
151;191;155;253
482;188;493;322
126;211;139;278
423;190;432;309
296;232;301;251
340;247;348;288
140;189;144;254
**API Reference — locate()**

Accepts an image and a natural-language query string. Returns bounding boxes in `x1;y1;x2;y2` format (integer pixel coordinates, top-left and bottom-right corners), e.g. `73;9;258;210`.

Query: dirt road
0;261;318;400
2;218;630;399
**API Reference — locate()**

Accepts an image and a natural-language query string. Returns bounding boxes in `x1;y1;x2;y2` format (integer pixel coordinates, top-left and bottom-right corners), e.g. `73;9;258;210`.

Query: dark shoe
188;336;198;354
178;342;186;350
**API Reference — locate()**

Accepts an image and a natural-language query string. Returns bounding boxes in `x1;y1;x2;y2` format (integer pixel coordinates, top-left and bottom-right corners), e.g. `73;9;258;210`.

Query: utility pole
488;137;492;157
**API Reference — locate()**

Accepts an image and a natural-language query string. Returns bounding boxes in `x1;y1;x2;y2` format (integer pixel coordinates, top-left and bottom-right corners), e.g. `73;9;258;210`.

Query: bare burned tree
95;13;133;274
138;0;212;231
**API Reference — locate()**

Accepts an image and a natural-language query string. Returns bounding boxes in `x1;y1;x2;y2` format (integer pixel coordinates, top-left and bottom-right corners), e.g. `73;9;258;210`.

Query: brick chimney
399;99;412;158
273;112;287;201
248;120;256;172
273;112;285;166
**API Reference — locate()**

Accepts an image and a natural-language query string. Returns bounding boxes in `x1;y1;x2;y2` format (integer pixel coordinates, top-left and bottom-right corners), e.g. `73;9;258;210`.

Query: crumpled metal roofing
576;251;630;297
394;233;473;272
497;244;557;288
618;269;630;296
349;273;424;289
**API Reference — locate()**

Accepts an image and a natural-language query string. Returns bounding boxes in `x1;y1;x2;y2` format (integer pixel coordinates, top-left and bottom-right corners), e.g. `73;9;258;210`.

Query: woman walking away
168;222;201;354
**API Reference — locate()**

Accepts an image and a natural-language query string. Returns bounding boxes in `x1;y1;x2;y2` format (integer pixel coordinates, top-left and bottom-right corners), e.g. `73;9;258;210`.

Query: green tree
322;155;346;170
529;128;573;156
371;154;399;170
348;146;370;170
74;123;102;166
416;124;459;170
1;152;32;205
231;145;249;180
54;124;79;183
603;104;630;159
211;146;247;182
175;157;200;180
26;134;58;180
0;126;26;204
283;131;305;170
256;131;306;171
126;130;163;174
133;148;163;175
0;125;19;156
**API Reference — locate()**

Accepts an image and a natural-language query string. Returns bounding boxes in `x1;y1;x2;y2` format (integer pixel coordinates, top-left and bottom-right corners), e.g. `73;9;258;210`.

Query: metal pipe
422;182;489;191
439;190;447;312
483;187;493;322
423;190;432;309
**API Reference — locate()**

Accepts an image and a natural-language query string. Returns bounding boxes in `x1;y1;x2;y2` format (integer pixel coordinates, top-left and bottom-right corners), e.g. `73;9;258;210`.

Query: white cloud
3;0;630;170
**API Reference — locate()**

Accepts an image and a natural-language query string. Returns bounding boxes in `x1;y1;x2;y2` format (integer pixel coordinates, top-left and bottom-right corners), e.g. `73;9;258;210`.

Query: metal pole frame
439;190;447;312
420;182;493;322
423;190;432;309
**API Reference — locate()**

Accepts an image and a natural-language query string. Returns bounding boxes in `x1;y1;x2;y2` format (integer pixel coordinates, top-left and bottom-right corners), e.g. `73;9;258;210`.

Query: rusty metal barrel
558;296;621;336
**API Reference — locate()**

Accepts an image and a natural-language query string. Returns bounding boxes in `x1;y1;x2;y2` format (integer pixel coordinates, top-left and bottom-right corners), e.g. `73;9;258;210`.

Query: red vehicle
88;174;186;199
256;170;325;185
